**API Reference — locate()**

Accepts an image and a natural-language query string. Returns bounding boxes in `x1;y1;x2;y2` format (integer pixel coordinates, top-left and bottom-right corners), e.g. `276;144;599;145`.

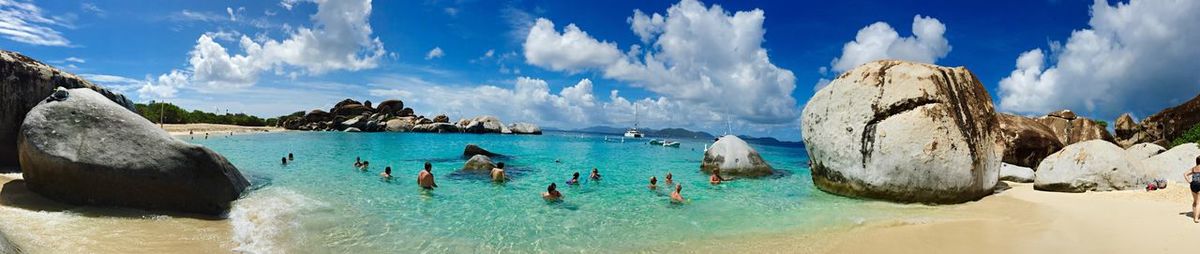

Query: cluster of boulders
0;50;249;216
801;60;1200;204
278;98;541;135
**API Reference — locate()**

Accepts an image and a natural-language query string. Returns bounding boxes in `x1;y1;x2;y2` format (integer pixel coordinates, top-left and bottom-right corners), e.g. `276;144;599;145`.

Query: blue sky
2;0;1198;141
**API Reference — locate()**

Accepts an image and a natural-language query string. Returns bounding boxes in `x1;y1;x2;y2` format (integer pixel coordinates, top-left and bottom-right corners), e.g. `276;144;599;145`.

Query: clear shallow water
191;131;880;252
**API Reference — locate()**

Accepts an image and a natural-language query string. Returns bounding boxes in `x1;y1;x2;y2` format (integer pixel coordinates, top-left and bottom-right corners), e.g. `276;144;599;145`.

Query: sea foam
229;187;326;254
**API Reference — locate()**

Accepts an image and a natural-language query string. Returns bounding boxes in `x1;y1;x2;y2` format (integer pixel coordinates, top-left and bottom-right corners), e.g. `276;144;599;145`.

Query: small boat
662;141;680;148
624;128;644;138
648;139;664;145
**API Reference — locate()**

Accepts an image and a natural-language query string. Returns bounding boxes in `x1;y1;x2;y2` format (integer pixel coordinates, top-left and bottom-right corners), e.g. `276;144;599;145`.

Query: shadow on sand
0;179;225;220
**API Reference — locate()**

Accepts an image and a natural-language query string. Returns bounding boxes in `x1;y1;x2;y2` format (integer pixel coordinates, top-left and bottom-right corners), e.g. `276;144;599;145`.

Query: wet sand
0;174;234;254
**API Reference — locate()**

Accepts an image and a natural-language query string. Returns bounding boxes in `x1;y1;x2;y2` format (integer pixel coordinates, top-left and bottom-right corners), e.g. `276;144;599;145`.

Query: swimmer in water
491;162;507;183
589;168;601;180
288;153;294;161
710;168;725;185
665;172;674;184
543;183;562;202
670;184;684;203
648;176;659;190
566;172;580;185
418;162;438;189
281;156;287;165
380;166;393;179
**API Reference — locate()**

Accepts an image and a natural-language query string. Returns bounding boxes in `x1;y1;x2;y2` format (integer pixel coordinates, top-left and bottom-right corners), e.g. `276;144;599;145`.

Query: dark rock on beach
1;50;134;168
18;88;249;215
997;113;1064;168
1034;109;1114;146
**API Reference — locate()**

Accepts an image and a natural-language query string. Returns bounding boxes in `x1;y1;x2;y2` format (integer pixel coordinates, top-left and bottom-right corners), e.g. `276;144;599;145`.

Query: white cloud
0;0;72;46
997;0;1200;118
280;0;299;11
138;70;190;99
80;2;105;17
829;15;951;73
443;7;458;17
64;57;85;63
484;49;494;58
522;0;798;126
80;73;141;92
181;0;386;90
171;10;225;23
425;47;444;60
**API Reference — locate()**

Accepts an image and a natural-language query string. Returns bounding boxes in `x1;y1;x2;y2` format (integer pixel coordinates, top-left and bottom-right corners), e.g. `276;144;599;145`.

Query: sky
2;0;1198;141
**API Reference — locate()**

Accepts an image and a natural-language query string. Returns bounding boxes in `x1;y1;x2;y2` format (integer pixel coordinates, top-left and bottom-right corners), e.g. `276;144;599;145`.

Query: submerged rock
462;154;495;171
411;123;459;133
463;144;500;158
1;50;134;167
997;113;1064;168
1034;140;1149;192
461;115;506;134
999;163;1035;183
18;88;249;215
509;122;542;135
700;135;772;177
801;60;1001;204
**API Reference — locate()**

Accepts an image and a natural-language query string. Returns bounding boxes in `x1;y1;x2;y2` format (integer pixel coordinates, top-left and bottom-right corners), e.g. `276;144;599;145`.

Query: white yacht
624;105;644;138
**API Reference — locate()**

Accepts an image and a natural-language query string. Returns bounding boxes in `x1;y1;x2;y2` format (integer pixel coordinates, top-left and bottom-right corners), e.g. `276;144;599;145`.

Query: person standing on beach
1186;156;1200;223
491;162;507;183
418;162;438;190
670;184;684;203
710;168;725;185
543;183;562;202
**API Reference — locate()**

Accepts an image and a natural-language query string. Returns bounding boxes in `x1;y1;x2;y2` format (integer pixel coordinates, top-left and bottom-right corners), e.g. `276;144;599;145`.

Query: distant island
548;126;804;148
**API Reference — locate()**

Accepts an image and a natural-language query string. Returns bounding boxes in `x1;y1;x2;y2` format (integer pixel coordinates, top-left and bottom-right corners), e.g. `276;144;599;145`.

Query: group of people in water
282;153;732;205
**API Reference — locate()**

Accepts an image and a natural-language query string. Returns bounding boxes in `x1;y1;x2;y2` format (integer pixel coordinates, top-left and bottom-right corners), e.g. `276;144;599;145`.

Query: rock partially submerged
509;122;542;135
1034;140;1149;192
462;155;495;171
700;135;772;177
997;113;1064;168
1;50;134;167
801;60;1001;204
277;98;540;135
463;144;500;158
18;88;249;215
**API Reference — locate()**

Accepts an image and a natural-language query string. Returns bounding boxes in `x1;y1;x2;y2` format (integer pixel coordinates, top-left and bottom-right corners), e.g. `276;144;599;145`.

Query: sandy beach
690;182;1200;253
160;123;285;136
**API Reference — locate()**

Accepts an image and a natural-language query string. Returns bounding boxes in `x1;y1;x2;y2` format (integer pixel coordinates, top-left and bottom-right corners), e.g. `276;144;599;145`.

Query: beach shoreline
160;123;286;137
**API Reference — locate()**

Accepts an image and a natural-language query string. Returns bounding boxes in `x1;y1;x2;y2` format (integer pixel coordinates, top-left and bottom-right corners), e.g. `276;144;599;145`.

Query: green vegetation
1092;119;1108;128
1171;123;1200;147
134;102;272;126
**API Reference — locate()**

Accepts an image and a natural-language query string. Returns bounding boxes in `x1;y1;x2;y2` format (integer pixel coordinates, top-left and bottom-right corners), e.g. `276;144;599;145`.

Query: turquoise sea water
191;131;880;252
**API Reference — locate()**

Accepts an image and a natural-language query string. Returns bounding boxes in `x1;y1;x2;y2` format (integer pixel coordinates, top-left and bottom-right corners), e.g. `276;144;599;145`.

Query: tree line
134;102;275;126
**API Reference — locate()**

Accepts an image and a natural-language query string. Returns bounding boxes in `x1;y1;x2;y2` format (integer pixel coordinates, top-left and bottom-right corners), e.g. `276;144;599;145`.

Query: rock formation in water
1034;109;1114;146
462;154;496;171
1;50;134;168
463;144;501;158
997;113;1064;168
18;88;249;215
801;60;1001;204
700;135;773;177
278;99;541;135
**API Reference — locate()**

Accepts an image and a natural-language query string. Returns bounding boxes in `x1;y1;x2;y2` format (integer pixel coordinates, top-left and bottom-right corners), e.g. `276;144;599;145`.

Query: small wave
229;187;326;254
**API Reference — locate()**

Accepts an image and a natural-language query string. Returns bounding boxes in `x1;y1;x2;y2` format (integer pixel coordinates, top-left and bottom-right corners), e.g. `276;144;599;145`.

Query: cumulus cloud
828;15;951;73
173;0;385;90
997;0;1200;119
138;70;190;99
368;76;714;129
0;0;72;46
523;0;798;126
425;47;444;60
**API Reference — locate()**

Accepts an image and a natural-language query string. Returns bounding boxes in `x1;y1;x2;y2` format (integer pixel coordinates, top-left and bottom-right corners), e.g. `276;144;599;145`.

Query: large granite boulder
461;115;505;134
303;109;333;123
1034;109;1114;146
385;117;416;132
1114;113;1141;145
1;50;134;167
333;98;361;110
1125;143;1166;160
332;104;369;116
18;88;249;215
433;114;450;123
412;123;459;133
1139;143;1200;180
509;122;542;135
375;99;404;115
997;113;1064;168
700;135;773;177
999;163;1035;183
464;144;500;158
399;107;415;117
462;155;495;171
1034;140;1149;192
801;60;1001;204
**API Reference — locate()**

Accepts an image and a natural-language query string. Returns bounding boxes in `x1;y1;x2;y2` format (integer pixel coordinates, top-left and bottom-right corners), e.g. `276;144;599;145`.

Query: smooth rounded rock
999;163;1035;183
462;155;495;171
1034;140;1149;192
700;135;772;177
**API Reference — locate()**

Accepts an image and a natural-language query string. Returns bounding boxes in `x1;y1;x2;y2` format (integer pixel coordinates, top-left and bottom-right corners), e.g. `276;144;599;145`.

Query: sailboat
624;105;644;138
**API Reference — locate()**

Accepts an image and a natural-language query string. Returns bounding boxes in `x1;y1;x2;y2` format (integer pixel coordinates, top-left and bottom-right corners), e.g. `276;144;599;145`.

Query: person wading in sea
418;162;438;190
